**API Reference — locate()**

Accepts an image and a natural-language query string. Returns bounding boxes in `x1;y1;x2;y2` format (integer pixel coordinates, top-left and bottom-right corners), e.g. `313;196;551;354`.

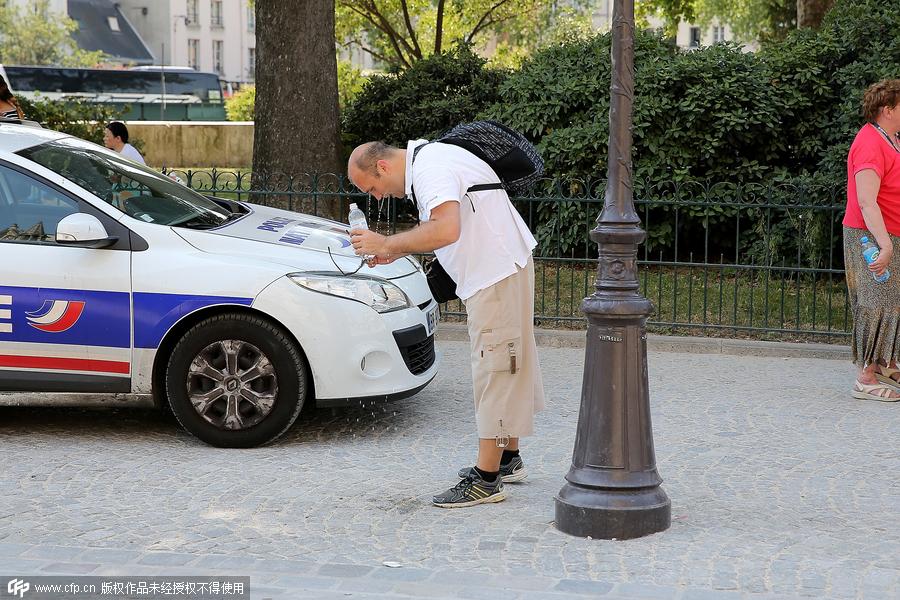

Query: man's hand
350;229;395;265
365;255;398;267
869;242;893;277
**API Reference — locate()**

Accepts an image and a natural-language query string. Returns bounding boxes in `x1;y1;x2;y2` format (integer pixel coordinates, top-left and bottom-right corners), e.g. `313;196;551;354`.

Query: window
0;165;80;245
107;16;120;32
19;139;231;228
712;25;725;43
188;39;200;70
248;48;256;81
689;27;701;48
210;0;223;27
247;6;255;32
186;0;198;25
212;40;224;75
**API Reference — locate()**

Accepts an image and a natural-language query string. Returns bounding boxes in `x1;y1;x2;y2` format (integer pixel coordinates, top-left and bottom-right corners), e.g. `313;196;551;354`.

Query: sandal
852;380;900;402
875;365;900;388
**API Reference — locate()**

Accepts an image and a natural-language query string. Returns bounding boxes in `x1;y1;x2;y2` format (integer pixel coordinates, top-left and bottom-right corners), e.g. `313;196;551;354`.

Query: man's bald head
347;141;407;200
349;141;398;176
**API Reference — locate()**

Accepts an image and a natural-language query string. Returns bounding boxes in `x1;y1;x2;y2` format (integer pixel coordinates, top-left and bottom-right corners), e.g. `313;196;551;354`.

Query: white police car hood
172;202;419;278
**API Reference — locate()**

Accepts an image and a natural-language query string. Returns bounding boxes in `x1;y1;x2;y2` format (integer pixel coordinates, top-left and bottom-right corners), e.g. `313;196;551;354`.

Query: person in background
843;79;900;402
0;77;24;120
103;121;146;165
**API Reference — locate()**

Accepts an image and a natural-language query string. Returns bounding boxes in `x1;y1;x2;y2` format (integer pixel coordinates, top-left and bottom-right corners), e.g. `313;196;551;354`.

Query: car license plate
426;305;438;336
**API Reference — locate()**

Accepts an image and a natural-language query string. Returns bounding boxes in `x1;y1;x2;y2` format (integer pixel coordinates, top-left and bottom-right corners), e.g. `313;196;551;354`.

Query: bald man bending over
348;139;545;508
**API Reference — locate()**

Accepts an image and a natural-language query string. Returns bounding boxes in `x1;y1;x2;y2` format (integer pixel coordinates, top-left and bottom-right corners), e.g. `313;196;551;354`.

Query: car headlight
288;273;412;313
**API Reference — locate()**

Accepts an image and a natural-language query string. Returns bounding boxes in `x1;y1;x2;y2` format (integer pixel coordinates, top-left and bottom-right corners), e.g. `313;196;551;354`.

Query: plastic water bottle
348;203;373;262
860;236;891;283
348;203;368;231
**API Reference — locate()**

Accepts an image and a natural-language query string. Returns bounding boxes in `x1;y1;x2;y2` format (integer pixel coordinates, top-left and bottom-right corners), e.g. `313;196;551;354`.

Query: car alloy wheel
165;313;307;448
187;339;278;430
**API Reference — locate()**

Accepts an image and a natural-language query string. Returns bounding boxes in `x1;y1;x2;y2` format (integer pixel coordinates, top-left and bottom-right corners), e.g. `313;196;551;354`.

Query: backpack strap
409;142;431;207
466;183;504;192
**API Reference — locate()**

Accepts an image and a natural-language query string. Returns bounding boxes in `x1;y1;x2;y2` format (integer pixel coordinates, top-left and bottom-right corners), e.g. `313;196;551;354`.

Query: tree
253;0;343;219
0;0;105;67
797;0;835;28
336;0;592;70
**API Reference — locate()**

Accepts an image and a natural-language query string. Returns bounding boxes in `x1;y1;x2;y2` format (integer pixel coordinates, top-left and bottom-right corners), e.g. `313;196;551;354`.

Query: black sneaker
432;472;507;508
457;456;527;483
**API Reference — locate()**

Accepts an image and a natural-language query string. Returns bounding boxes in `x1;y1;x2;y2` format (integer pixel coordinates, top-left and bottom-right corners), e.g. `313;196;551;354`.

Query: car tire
164;313;307;448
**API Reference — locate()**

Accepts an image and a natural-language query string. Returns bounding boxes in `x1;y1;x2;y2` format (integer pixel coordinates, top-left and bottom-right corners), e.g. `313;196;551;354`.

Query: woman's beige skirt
463;256;546;439
843;226;900;366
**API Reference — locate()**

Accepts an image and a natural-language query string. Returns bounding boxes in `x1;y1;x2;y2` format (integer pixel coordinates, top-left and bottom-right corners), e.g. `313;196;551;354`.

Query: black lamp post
554;0;671;540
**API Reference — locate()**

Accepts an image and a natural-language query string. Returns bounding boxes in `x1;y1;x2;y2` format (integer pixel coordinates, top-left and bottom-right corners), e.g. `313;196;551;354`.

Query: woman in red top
843;79;900;401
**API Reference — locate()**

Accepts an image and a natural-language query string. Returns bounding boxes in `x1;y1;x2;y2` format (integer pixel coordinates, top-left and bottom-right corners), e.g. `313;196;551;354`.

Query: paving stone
21;545;84;560
266;575;339;590
0;543;32;557
77;548;142;563
38;561;101;574
679;588;742;600
611;582;680;599
368;566;433;582
316;562;373;578
135;552;198;567
554;579;615;595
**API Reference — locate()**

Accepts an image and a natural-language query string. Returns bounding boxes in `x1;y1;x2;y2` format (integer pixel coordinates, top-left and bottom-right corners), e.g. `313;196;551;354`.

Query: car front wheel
165;313;307;448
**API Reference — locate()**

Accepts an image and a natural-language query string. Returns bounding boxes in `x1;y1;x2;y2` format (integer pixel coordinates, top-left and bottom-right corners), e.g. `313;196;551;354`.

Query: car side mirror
56;213;119;249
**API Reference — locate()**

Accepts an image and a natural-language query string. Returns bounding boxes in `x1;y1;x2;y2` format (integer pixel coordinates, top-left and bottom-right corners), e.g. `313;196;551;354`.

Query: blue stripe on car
0;286;253;350
133;292;253;349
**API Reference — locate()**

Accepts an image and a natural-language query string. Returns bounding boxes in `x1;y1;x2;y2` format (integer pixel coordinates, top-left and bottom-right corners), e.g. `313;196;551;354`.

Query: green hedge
340;45;508;155
17;95;124;146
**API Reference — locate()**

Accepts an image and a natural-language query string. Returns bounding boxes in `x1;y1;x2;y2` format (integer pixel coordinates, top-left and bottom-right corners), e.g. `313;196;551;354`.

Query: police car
0;121;439;447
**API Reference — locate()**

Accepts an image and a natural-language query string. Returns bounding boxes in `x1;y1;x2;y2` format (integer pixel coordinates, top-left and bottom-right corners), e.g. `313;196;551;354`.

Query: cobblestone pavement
1;340;898;600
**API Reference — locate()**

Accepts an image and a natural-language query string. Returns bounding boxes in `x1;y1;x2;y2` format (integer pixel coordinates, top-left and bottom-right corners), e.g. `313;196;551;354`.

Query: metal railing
166;169;850;340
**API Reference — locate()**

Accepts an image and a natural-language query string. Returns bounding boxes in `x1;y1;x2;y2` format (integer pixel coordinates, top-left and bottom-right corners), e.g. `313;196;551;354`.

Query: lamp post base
555;483;671;540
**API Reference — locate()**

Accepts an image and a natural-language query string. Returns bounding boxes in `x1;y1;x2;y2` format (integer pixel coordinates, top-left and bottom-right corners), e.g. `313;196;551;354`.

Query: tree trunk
797;0;835;29
254;0;343;220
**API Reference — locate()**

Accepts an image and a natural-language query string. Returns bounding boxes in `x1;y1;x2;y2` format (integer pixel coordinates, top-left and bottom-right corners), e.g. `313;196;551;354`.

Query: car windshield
17;138;232;229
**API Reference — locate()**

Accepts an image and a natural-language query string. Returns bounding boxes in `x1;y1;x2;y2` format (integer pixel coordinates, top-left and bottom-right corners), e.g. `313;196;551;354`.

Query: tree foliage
337;60;369;109
340;44;507;151
225;85;256;121
226;61;366;122
336;0;592;70
0;0;106;67
635;0;830;43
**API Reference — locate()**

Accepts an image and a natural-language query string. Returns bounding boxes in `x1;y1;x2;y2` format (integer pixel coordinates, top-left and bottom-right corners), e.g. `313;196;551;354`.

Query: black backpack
412;120;544;197
411;120;543;305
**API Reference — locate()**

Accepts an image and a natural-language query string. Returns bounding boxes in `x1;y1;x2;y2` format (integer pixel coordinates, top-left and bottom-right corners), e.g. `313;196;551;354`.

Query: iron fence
166;168;850;341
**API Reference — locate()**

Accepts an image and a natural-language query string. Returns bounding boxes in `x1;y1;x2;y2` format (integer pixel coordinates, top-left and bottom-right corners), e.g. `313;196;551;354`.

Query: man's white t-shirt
120;143;146;165
405;139;537;300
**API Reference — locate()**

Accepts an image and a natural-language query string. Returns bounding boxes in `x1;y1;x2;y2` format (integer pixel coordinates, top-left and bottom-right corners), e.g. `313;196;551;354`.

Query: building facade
116;0;257;86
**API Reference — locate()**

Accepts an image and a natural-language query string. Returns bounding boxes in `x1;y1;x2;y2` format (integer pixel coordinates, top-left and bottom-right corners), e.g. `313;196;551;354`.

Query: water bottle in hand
348;203;373;263
348;203;368;231
860;236;891;283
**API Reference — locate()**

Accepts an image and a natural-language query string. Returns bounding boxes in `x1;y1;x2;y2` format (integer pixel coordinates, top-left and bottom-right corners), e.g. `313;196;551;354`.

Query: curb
435;323;851;361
